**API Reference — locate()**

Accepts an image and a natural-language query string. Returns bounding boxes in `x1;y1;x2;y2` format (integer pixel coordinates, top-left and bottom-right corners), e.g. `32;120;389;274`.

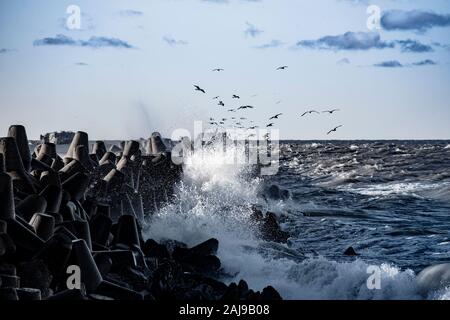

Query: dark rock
115;214;140;248
39;185;62;214
16;287;42;300
260;212;289;243
89;213;112;247
46;288;87;300
15;194;48;222
17;260;52;298
190;238;219;256
8;125;32;172
142;239;170;259
344;246;358;256
221;282;240;300
29;213;55;241
261;285;282;300
0;287;19;300
95;280;143;300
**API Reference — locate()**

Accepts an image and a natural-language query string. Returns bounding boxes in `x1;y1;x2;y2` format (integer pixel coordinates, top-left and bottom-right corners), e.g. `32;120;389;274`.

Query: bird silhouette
232;95;240;99
327;125;343;135
213;96;220;100
238;105;254;110
194;85;206;93
266;123;274;127
276;66;288;70
240;117;246;120
301;110;319;117
212;68;224;72
269;113;282;120
248;126;258;129
218;101;225;107
228;109;236;112
263;133;270;139
323;109;340;114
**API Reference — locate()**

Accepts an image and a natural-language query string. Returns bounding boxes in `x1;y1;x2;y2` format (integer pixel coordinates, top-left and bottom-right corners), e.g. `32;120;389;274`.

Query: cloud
381;10;450;32
119;10;144;17
295;31;432;53
395;39;433;53
244;22;263;38
162;36;188;46
412;59;436;66
336;58;350;65
296;32;394;51
374;60;403;68
254;39;283;49
201;0;229;3
373;59;437;68
0;48;15;54
33;34;134;49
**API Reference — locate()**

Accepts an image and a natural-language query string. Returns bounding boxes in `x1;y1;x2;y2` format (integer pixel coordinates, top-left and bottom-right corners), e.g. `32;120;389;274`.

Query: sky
0;0;449;140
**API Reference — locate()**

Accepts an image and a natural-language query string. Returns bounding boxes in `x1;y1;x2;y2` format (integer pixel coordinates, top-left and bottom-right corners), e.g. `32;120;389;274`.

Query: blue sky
0;0;449;139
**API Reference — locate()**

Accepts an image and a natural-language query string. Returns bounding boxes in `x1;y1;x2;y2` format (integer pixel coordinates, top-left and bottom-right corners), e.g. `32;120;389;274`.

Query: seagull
219;121;225;125
194;85;206;93
212;68;224;72
218;101;225;107
227;109;236;112
248;126;258;129
276;65;288;70
276;100;282;104
269;113;282;120
222;118;227;121
240;117;246;120
327;125;343;135
263;133;270;140
301;110;319;117
232;95;240;99
213;96;220;100
238;105;254;110
266;123;274;127
323;109;340;114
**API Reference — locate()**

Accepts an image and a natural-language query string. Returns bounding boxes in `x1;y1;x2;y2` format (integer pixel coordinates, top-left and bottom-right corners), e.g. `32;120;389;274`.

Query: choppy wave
144;140;450;300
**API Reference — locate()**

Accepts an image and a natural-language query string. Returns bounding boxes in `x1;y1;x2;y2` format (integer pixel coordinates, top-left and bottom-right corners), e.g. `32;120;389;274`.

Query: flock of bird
194;66;343;138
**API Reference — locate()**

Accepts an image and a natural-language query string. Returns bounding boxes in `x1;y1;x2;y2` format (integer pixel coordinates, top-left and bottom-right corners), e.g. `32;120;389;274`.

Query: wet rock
261;285;282;300
142;239;170;260
344;246;358;256
17;260;52;298
0;287;19;300
190;238;219;256
16;287;42;300
260;212;289;243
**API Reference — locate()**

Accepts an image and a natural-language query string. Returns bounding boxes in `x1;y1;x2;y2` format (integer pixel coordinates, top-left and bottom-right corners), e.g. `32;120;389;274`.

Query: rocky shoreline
0;125;284;301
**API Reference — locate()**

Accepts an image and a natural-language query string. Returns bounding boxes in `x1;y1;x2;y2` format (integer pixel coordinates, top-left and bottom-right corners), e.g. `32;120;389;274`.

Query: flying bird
232;95;240;99
269;113;282;120
327;125;343;135
238;105;254;110
194;85;206;93
301;110;319;117
276;66;288;70
218;101;225;107
323;109;340;114
212;68;224;72
227;109;236;112
213;96;220;100
266;123;274;127
248;126;258;129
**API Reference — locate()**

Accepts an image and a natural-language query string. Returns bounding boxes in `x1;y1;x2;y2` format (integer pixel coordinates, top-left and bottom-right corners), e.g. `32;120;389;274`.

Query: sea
55;139;450;299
